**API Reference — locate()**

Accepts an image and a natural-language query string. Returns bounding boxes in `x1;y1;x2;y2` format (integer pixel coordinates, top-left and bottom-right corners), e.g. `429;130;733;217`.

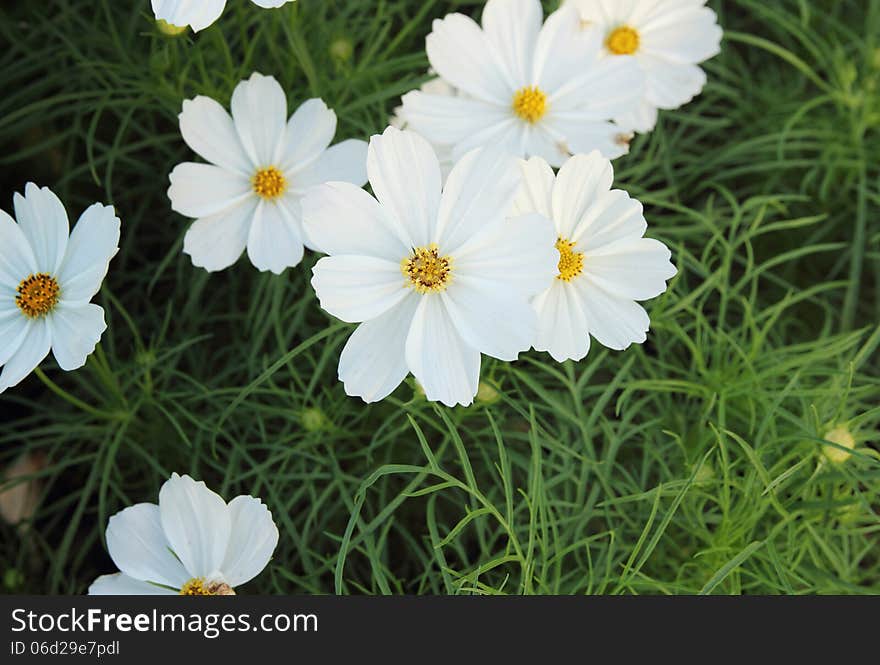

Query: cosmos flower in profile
567;0;723;133
0;184;119;393
400;0;644;165
151;0;296;33
167;72;367;274
89;474;279;595
303;127;558;407
513;152;676;362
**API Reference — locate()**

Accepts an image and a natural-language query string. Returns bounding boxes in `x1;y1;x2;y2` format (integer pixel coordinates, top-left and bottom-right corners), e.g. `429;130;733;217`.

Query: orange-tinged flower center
606;26;640;55
252;167;287;199
16;273;60;318
555;238;584;282
512;86;548;123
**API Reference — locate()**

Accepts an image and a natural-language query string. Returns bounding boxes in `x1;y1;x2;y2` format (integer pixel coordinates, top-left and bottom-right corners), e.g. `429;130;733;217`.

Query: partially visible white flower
513;152;676;361
89;473;279;595
168;72;368;274
0;184;119;393
567;0;723;133
302;127;557;407
391;75;459;176
400;0;644;166
151;0;296;33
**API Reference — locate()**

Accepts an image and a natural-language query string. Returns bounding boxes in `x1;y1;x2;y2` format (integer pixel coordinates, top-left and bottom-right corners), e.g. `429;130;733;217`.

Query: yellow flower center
555;238;584;282
401;244;453;294
16;273;60;318
252;167;287;199
512;86;548;123
606;26;640;55
179;578;236;596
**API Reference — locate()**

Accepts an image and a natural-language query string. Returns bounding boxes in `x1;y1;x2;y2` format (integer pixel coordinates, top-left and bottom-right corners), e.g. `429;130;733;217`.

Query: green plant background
0;0;878;595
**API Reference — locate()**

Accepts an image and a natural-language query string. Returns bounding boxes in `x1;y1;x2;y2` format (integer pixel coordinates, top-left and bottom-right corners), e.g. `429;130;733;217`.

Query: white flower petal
159;473;232;580
614;97;659;134
520;123;573;167
57;203;120;304
572;189;646;253
311;255;408;323
183;198;257;272
583;237;676;300
290;139;368;192
643;59;707;109
151;0;226;32
532;5;602;96
576;280;651;350
641;6;722;64
0;209;37;288
279;98;337;173
0;311;30;368
179;96;252;175
533;281;591;362
0;319;50;394
12;183;69;274
482;0;543;88
167;162;253;218
425;13;512;103
544;115;631;160
551;151;614;238
88;573;177;596
435;145;521;253
400;91;516;155
367;127;442;248
246;201;305;274
513;156;555;218
230;73;288;167
105;503;190;589
553;52;643;114
454;213;557;297
251;0;293;7
405;295;480;407
442;277;536;361
48;303;106;371
301;182;408;260
220;496;279;588
338;294;419;403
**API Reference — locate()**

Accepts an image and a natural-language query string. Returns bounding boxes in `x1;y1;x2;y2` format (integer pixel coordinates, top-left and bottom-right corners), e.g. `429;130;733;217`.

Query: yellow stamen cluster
179;578;235;596
512;86;548;123
606;26;640;55
15;273;60;318
252;167;287;199
402;244;453;294
555;238;584;282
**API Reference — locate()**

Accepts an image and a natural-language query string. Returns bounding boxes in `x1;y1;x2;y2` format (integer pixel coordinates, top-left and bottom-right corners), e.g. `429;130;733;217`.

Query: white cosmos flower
567;0;723;133
89;473;279;595
513;152;677;362
152;0;296;33
0;184;119;393
302;127;558;407
168;72;368;274
399;0;645;166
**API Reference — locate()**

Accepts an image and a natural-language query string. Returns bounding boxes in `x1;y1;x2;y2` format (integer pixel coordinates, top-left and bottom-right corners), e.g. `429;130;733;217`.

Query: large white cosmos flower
400;0;644;166
568;0;723;133
89;473;279;595
302;127;558;407
152;0;296;33
513;152;676;362
168;73;368;274
0;184;119;393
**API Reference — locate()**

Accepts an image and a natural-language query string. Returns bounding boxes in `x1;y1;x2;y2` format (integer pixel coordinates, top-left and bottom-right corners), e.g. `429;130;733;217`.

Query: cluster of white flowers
0;0;721;593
